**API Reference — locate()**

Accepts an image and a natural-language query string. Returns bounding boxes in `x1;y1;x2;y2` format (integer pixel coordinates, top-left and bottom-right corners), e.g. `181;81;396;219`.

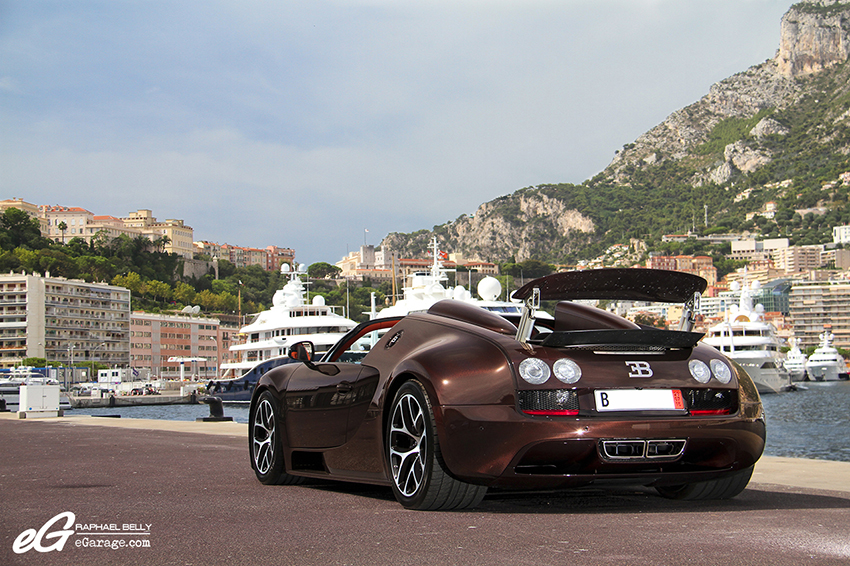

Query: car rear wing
514;269;707;344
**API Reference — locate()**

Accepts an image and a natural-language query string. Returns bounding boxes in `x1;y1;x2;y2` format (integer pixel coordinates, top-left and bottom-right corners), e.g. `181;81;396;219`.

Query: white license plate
594;389;685;412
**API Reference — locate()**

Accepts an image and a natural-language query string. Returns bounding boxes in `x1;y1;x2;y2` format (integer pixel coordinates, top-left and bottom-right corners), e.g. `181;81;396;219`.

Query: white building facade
0;273;131;370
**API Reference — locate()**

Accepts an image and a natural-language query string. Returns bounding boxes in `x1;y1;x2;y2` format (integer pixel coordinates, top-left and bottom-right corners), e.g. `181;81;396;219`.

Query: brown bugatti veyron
248;268;766;510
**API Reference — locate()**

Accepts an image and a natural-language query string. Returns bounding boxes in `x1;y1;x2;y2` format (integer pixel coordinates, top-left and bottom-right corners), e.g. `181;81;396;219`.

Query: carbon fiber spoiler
513;268;707;302
513;268;707;345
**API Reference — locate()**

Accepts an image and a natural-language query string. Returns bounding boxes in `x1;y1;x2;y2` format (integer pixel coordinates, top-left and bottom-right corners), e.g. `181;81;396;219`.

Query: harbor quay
1;413;849;566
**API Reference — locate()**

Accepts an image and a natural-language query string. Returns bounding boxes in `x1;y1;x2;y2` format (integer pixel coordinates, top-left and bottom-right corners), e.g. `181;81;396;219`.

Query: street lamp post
89;342;107;382
66;343;76;389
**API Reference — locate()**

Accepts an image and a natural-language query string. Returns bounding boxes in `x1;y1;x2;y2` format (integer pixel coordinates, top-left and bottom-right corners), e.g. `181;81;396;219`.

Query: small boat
805;330;849;381
0;367;71;412
784;337;808;382
703;279;793;394
207;355;298;402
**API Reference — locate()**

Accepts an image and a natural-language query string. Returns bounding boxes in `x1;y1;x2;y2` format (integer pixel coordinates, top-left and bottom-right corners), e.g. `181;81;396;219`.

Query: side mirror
289;341;315;362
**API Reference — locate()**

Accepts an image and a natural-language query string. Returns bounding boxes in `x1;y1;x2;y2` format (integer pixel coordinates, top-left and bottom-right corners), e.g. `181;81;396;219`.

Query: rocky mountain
381;0;850;264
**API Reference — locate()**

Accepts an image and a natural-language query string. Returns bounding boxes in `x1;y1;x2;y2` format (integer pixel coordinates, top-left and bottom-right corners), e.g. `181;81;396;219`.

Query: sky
0;0;794;266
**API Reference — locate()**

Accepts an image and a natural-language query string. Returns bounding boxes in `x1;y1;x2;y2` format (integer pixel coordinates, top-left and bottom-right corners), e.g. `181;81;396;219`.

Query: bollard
196;396;233;422
0;397;6;412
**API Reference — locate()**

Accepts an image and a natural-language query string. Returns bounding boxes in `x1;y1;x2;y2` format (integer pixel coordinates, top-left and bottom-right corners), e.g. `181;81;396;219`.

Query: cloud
0;0;792;263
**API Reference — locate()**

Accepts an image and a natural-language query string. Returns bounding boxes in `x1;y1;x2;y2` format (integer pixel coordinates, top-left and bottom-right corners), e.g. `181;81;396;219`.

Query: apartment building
0;273;130;371
194;241;296;272
788;279;850;350
728;238;789;262
645;254;718;286
337;245;499;281
771;245;824;274
130;312;222;379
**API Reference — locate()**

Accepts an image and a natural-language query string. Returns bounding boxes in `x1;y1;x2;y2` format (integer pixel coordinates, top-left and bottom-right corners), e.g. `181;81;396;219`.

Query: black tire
249;391;303;485
386;380;487;510
655;465;754;500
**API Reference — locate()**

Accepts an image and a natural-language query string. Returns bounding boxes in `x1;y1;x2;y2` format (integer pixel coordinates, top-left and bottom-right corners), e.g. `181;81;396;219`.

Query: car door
284;361;366;448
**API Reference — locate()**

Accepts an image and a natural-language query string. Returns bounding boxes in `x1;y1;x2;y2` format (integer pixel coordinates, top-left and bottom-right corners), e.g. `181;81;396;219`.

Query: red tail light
690;409;732;416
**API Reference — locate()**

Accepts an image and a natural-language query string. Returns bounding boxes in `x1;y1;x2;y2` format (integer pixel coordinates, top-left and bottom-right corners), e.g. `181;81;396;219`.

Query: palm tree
153;235;171;253
58;221;67;244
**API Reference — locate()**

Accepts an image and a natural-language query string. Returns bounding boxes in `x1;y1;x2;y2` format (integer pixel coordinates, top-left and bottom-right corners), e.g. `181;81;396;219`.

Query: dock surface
2;412;849;566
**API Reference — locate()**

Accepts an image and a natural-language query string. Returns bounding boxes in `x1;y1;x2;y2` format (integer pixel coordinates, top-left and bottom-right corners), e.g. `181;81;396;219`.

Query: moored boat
213;264;358;400
784;337;808;382
805;330;849;381
703;280;792;394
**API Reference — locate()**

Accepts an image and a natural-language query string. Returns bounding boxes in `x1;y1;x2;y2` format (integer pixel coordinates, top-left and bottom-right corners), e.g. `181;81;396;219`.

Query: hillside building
645;254;718;286
728;238;789;263
771;245;824;273
40;205;95;243
120;209;194;258
336;245;500;282
832;224;850;244
194;241;296;272
37;206;195;258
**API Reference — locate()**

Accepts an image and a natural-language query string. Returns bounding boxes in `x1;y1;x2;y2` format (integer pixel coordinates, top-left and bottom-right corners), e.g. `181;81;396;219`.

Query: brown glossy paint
251;279;765;491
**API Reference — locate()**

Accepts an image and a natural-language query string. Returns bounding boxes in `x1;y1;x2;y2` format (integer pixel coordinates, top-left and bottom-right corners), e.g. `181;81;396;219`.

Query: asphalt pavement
2;413;849;566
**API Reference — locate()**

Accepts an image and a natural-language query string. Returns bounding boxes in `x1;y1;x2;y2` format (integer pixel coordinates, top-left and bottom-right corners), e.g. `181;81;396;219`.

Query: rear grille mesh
687;389;735;413
518;389;579;413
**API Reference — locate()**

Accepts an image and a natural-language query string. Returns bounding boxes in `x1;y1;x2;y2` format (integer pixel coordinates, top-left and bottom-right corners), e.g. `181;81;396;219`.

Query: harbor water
67;380;850;463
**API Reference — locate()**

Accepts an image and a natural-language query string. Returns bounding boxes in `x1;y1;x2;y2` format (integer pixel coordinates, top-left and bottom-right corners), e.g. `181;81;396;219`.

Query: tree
58;221;67;244
0;208;48;250
173;281;197;305
218;291;238;312
145;280;173;302
634;313;666;328
153;235;171;253
112;272;146;295
76;255;114;282
195;289;220;311
308;262;342;279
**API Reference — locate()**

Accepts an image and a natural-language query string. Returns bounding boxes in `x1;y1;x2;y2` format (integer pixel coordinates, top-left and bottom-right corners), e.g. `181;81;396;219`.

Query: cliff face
777;0;850;77
605;61;801;186
381;1;850;263
382;193;594;262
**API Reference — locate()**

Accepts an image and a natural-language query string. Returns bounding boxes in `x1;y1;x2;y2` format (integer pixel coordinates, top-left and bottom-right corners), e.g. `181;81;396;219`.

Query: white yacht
784;337;808;382
218;265;358;380
375;237;545;322
805;330;848;381
703;280;792;394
